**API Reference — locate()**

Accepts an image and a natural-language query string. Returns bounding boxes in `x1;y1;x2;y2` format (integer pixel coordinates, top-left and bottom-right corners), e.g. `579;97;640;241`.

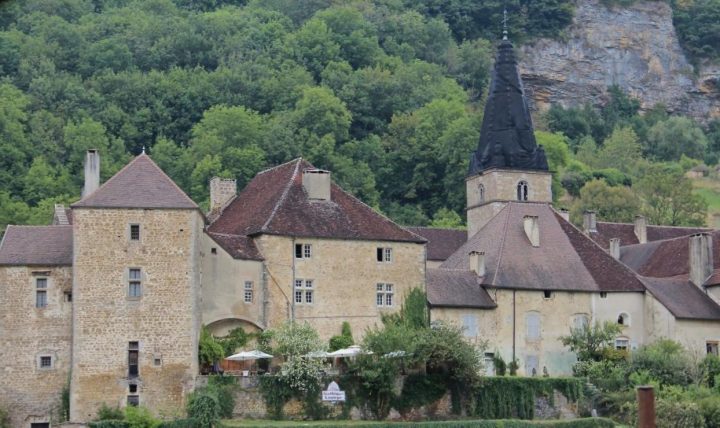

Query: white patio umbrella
327;345;371;358
225;350;273;361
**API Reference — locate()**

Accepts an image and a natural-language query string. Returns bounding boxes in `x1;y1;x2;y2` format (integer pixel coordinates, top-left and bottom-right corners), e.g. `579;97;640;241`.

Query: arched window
617;312;630;326
478;184;485;203
517;181;529;201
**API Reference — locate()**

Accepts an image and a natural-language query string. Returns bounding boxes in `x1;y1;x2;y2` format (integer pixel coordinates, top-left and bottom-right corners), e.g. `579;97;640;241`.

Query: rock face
519;0;719;122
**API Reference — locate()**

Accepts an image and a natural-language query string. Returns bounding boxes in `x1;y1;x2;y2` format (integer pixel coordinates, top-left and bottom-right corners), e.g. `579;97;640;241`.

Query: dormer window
517;181;529;201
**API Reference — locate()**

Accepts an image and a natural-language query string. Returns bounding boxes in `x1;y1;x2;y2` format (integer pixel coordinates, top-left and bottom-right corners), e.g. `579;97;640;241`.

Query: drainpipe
512;290;516;362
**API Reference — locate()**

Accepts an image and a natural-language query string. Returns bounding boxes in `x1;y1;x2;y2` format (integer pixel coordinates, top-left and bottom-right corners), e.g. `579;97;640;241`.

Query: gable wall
0;265;72;427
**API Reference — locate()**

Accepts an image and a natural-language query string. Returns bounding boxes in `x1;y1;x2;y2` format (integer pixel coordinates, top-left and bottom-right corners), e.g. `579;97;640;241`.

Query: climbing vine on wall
472;377;583;420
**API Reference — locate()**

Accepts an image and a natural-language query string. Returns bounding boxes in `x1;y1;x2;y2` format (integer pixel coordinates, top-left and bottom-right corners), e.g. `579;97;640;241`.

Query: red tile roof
426;268;497;309
620;232;720;278
209;158;425;243
641;275;720;320
72;154;198;210
0;225;73;266
441;202;645;292
589;222;710;249
206;232;264;261
406;227;467;261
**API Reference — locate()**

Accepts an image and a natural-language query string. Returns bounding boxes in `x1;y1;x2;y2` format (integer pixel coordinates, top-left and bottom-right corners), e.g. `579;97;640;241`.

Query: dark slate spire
468;33;548;176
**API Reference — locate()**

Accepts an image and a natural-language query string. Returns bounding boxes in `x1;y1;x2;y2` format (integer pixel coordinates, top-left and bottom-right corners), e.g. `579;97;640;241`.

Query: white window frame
295;243;312;259
128;268;142;299
377;247;393;263
617;312;630;327
294;279;314;305
35;277;48;308
615;337;630;351
376;283;394;307
244;281;253;303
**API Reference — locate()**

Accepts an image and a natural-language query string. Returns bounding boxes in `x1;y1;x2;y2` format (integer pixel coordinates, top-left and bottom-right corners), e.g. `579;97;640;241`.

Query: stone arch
617;312;630;327
205;317;264;337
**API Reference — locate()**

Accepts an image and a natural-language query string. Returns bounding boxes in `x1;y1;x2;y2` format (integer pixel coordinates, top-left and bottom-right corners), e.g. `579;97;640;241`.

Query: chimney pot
524;215;540;247
634;215;648;244
209;177;237;213
302;169;331;201
690;233;713;287
609;238;621;260
82;149;100;198
469;251;486;277
583;211;597;234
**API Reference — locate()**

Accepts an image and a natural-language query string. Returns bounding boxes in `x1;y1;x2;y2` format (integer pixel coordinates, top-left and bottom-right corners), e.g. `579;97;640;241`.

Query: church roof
468;39;548;176
426;268;497;309
0;225;73;266
441;202;645;292
406;227;467;261
71;154;198;210
209;158;425;243
589;221;710;249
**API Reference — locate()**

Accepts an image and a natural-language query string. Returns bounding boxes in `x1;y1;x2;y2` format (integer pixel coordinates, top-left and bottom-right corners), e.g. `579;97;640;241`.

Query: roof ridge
145;154;199;208
257;157;304;176
491;203;512;286
598;220;711;230
261;159;302;232
2;225;73;229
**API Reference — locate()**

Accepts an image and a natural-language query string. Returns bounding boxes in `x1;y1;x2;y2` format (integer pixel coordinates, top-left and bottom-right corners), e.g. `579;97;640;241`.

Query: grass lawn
692;177;720;226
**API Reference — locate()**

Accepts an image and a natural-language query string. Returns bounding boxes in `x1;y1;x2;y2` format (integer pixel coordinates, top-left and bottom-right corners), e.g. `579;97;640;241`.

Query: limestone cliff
519;0;719;122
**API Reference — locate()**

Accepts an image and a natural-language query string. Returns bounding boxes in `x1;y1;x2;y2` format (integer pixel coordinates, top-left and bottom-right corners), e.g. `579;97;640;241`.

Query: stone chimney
634;215;647;244
209;177;237;213
82;149;100;198
469;251;486;277
523;215;540;247
302;169;331;201
558;209;570;222
689;233;713;287
53;204;70;225
582;211;597;234
609;238;621;260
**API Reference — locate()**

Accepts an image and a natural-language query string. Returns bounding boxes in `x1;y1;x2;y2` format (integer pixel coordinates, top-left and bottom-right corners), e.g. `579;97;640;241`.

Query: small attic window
543;290;552;299
600;292;607;298
211;248;217;255
517;181;529;201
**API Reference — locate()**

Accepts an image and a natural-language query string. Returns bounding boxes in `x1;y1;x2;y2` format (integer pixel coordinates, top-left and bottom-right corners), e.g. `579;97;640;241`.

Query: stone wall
0;265;73;427
255;235;426;341
69;208;203;422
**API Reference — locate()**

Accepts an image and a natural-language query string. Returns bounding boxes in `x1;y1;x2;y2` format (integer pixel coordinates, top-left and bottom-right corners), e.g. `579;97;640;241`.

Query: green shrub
472;377;583;420
88;421;130;428
656;398;705;428
395;373;447;413
0;407;10;428
631;339;692;386
207;376;236;419
124;406;160;428
97;403;125;421
699;396;720;428
187;389;220;428
493;353;507;376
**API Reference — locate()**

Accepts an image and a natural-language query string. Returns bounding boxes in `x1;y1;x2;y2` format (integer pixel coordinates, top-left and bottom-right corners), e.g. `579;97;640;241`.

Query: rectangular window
707;341;719;356
127;395;140;406
600;292;608;298
244;281;253;303
573;314;589;331
484;353;495;376
64;291;72;302
130;224;140;241
294;279;314;304
129;384;138;393
526;312;541;341
40;356;52;369
128;341;139;378
36;278;48;308
31;424;50;428
377;248;392;262
376;283;394;307
295;243;312;259
462;314;478;337
615;338;629;351
129;268;142;298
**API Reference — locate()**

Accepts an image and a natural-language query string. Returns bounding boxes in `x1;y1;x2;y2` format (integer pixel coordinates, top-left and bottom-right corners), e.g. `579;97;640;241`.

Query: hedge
87;421;129;428
159;418;200;427
472;377;583;420
219;418;615;427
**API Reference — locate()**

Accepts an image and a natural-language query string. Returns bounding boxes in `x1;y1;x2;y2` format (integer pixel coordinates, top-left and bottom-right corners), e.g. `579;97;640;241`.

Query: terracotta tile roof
441;202;645;292
641;275;720;320
206;232;264;261
589;222;710;249
426;268;496;309
705;269;720;287
0;225;73;266
209;158;425;243
72;154;198;210
620;232;720;278
406;227;467;261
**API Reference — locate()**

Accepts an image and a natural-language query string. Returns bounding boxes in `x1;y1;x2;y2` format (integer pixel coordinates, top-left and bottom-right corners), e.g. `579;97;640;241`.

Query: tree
636;166;707;227
328;321;354;352
570;179;640;224
560;321;623;362
429;208;464;229
646;116;709;161
595;126;642;175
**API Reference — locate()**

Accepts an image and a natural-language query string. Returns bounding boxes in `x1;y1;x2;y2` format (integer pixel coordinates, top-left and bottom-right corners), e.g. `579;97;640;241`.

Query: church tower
466;25;552;237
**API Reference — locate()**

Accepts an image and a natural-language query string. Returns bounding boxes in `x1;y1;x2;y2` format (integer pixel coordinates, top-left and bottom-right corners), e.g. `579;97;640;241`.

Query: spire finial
502;8;508;40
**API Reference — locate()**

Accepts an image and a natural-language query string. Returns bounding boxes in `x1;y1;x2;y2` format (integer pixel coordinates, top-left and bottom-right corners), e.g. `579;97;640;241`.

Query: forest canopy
0;0;717;233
